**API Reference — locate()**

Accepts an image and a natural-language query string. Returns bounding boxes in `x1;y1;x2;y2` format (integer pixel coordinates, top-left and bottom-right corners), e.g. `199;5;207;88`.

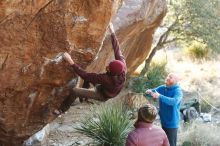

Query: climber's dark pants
59;85;108;112
79;81;92;102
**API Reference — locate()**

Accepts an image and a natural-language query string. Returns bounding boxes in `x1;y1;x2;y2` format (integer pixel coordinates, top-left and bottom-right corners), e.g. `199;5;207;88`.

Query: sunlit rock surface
87;0;167;75
0;0;166;145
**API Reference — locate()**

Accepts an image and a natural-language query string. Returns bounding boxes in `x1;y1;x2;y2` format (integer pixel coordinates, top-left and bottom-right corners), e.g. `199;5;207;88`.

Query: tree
172;0;220;50
140;0;220;76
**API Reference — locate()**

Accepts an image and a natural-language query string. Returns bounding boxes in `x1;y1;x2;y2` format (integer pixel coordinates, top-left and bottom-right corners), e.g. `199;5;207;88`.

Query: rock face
0;0;166;145
87;0;167;75
0;0;121;145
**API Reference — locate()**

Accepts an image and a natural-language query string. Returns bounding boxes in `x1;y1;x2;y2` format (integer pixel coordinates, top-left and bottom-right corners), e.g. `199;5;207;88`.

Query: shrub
128;60;168;93
200;99;212;113
75;103;133;146
185;42;209;60
145;61;168;89
128;76;148;93
182;141;193;146
180;122;220;146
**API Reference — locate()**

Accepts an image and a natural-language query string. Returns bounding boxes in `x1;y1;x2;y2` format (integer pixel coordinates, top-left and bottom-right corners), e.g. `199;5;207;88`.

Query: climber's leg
55;86;107;115
58;89;77;113
79;81;91;103
71;87;103;101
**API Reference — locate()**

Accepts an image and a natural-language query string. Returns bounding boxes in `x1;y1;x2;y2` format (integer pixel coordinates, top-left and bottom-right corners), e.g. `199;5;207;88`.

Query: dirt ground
47;90;142;146
48;99;98;146
48;50;220;146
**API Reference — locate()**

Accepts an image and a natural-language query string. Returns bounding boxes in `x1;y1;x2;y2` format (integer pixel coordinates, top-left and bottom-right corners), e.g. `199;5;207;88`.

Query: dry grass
136;48;220;108
140;48;220;145
178;121;220;146
163;48;220;146
135;48;220;146
165;49;220;108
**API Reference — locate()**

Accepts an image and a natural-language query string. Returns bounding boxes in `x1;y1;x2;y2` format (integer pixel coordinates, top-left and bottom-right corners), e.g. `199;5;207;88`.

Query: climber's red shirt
71;33;126;99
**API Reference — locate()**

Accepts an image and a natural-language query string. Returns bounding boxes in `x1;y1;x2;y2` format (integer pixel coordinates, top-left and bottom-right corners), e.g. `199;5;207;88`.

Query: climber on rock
56;22;127;114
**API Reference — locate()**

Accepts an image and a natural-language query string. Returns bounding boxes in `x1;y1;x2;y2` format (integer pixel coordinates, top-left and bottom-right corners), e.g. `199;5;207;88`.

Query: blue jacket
154;84;183;128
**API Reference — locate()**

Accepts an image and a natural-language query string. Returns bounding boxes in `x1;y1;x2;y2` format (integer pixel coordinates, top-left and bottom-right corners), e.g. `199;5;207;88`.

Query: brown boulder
0;0;166;145
0;0;121;145
87;0;167;75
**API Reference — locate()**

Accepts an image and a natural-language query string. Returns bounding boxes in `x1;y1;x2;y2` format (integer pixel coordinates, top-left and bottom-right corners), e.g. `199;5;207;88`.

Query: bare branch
164;37;185;44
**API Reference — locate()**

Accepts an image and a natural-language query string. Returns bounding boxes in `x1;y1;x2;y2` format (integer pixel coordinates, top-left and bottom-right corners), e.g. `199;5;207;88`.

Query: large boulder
87;0;167;75
0;0;121;145
0;0;166;145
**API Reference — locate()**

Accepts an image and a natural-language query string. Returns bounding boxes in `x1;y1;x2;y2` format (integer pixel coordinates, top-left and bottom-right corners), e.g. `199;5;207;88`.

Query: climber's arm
109;23;126;66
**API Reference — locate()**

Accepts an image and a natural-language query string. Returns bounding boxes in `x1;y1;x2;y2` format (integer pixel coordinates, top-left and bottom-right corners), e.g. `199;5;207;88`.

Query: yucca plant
75;103;134;146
